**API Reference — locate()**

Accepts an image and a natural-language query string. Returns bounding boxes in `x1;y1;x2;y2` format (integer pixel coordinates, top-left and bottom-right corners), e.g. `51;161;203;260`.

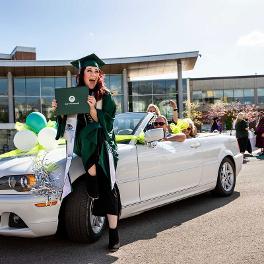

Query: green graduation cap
71;53;105;69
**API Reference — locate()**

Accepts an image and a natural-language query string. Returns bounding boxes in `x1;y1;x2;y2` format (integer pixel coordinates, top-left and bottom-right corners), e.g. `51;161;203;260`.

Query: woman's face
182;126;192;136
148;107;156;114
83;66;100;89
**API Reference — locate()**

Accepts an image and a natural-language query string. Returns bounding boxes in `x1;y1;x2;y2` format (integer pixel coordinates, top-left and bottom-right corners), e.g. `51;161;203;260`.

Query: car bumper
234;153;243;176
0;194;60;238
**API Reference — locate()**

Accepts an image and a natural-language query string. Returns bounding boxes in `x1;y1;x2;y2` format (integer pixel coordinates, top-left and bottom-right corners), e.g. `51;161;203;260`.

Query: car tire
213;157;236;196
64;178;106;242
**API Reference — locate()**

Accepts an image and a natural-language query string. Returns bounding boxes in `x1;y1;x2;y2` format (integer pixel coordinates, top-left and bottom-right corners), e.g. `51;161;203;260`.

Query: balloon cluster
13;112;58;151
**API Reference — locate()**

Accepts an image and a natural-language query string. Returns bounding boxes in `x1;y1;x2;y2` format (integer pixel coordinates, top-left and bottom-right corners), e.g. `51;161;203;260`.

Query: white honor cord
107;143;116;190
61;114;77;199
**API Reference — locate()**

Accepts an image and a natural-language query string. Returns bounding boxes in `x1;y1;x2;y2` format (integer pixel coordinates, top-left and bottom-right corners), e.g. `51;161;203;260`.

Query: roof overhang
0;51;199;77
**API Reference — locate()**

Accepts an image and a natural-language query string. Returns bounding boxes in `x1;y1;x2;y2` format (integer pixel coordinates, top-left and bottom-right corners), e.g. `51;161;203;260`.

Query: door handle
190;142;201;148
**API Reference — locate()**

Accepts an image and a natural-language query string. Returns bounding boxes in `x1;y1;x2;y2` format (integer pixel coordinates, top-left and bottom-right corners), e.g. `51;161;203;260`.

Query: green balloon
26;112;47;133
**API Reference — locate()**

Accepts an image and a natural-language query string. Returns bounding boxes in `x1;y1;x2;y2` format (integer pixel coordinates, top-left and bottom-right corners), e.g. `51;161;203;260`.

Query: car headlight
0;174;37;192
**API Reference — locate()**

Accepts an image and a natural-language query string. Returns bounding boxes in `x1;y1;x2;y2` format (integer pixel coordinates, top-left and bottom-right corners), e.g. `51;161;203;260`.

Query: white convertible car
0;112;243;242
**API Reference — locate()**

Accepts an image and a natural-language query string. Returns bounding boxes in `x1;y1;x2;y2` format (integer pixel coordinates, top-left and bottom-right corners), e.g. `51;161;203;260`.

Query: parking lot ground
0;153;264;264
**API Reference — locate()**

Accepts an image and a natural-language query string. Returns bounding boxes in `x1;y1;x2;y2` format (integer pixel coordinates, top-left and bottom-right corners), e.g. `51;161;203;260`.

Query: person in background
182;118;196;138
146;104;161;116
235;112;249;159
211;117;221;132
255;111;264;156
153;115;186;142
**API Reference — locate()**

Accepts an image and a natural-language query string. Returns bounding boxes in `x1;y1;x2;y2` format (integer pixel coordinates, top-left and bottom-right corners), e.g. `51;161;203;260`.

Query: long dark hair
76;67;107;101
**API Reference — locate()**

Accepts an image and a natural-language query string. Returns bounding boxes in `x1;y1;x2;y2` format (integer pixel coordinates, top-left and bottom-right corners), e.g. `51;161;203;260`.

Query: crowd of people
147;102;264;159
233;111;264;158
146;100;197;142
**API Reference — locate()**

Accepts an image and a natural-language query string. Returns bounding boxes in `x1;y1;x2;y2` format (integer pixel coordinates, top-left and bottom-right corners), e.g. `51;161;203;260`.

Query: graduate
52;53;121;252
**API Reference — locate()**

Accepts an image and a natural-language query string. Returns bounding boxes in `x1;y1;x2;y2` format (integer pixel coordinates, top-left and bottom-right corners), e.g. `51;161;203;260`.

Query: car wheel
213;157;236;196
64;179;106;242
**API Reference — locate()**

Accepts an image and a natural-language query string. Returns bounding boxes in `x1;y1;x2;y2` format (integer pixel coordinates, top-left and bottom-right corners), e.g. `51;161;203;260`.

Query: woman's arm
169;100;178;124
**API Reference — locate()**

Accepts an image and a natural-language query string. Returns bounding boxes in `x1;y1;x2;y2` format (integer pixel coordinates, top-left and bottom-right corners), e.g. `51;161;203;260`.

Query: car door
116;144;140;207
136;138;203;201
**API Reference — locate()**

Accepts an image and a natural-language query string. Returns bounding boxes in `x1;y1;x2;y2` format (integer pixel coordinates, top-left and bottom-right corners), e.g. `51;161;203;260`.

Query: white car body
0;112;243;238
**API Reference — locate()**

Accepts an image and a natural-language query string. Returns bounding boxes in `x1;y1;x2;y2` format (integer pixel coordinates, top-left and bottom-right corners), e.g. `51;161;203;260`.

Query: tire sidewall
215;157;236;196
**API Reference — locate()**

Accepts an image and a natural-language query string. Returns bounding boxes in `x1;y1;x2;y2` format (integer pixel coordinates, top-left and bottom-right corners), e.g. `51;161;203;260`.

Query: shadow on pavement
119;191;240;246
0;191;240;264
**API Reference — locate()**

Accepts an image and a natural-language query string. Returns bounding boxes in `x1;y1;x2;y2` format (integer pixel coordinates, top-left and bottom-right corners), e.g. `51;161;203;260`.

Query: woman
52;53;121;252
182;119;196;138
235;112;249;156
211;117;220;132
146;103;161;116
255;112;264;155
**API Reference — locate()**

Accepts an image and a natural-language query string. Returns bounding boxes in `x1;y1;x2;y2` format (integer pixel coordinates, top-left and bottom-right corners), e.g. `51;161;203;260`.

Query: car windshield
114;112;147;144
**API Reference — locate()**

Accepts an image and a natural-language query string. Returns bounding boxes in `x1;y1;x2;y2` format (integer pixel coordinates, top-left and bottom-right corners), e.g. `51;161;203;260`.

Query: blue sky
1;0;264;78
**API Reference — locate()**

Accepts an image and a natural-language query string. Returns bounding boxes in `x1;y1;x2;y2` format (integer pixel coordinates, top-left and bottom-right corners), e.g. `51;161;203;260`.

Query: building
1;46;264;152
0;46;199;151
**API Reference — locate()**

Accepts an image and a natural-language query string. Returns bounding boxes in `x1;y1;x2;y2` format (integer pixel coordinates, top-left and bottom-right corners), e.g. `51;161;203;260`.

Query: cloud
237;31;264;47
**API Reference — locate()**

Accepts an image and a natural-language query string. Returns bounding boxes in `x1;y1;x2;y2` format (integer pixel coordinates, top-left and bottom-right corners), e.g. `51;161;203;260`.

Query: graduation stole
61;97;116;199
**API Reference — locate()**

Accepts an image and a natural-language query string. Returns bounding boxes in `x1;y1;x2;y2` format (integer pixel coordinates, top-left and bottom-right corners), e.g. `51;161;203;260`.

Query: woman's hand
169;100;177;109
52;99;57;111
87;95;96;109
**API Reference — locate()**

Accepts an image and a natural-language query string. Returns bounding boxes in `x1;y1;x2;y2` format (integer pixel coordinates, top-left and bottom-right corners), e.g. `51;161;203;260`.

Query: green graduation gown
55;92;118;187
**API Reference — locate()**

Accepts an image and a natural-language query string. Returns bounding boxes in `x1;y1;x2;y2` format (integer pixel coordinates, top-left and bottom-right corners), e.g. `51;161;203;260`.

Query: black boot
85;174;99;199
108;228;120;252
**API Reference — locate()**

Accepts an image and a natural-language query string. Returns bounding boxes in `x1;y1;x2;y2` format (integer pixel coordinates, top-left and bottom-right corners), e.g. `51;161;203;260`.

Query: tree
183;101;203;127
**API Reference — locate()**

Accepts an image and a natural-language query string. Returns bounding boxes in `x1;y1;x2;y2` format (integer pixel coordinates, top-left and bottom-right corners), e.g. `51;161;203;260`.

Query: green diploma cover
55;86;90;115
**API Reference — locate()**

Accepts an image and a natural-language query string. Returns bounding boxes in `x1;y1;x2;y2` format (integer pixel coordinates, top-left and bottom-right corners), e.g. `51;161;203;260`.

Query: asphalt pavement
0;152;264;264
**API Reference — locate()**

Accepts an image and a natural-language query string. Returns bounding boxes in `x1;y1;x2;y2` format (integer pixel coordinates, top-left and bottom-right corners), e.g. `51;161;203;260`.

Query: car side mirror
144;128;164;143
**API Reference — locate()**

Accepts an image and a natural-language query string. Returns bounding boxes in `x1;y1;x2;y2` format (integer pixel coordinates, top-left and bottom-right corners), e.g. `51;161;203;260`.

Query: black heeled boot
85;174;99;199
108;228;120;252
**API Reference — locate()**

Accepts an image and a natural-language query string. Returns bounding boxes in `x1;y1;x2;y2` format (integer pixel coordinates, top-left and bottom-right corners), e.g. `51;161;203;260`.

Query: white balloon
38;127;58;150
13;130;38;151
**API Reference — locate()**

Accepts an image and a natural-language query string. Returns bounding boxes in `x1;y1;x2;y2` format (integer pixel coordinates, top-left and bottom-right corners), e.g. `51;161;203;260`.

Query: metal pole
177;60;183;118
122;68;128;112
7;72;14;123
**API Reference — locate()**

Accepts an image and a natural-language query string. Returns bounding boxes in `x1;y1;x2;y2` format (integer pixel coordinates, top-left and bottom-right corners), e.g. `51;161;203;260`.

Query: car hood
0;147;66;178
0;144;132;178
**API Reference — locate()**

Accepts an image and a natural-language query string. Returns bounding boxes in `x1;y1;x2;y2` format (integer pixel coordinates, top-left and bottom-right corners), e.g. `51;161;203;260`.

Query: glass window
55;77;66;88
41;77;54;97
109;75;122;95
202;90;214;103
14;97;27;122
27;97;41;113
214;90;223;101
112;95;123;114
138;81;152;95
234;89;244;103
166;79;176;94
41;97;53;120
153;80;166;94
14;78;26;96
192;91;203;102
129;95;153;112
153;94;175;119
223;89;233;103
244;89;254;104
26;78;40;96
104;75;110;89
130;81;139;96
257;88;264;104
0;78;8;96
72;76;77;87
0;97;8;122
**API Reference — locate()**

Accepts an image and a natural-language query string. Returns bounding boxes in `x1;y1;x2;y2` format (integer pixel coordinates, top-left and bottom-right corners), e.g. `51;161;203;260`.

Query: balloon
26;112;47;133
37;127;58;150
13;130;38;151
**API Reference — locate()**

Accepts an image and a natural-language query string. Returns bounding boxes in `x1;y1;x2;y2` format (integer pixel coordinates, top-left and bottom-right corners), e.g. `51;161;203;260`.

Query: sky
1;0;264;79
